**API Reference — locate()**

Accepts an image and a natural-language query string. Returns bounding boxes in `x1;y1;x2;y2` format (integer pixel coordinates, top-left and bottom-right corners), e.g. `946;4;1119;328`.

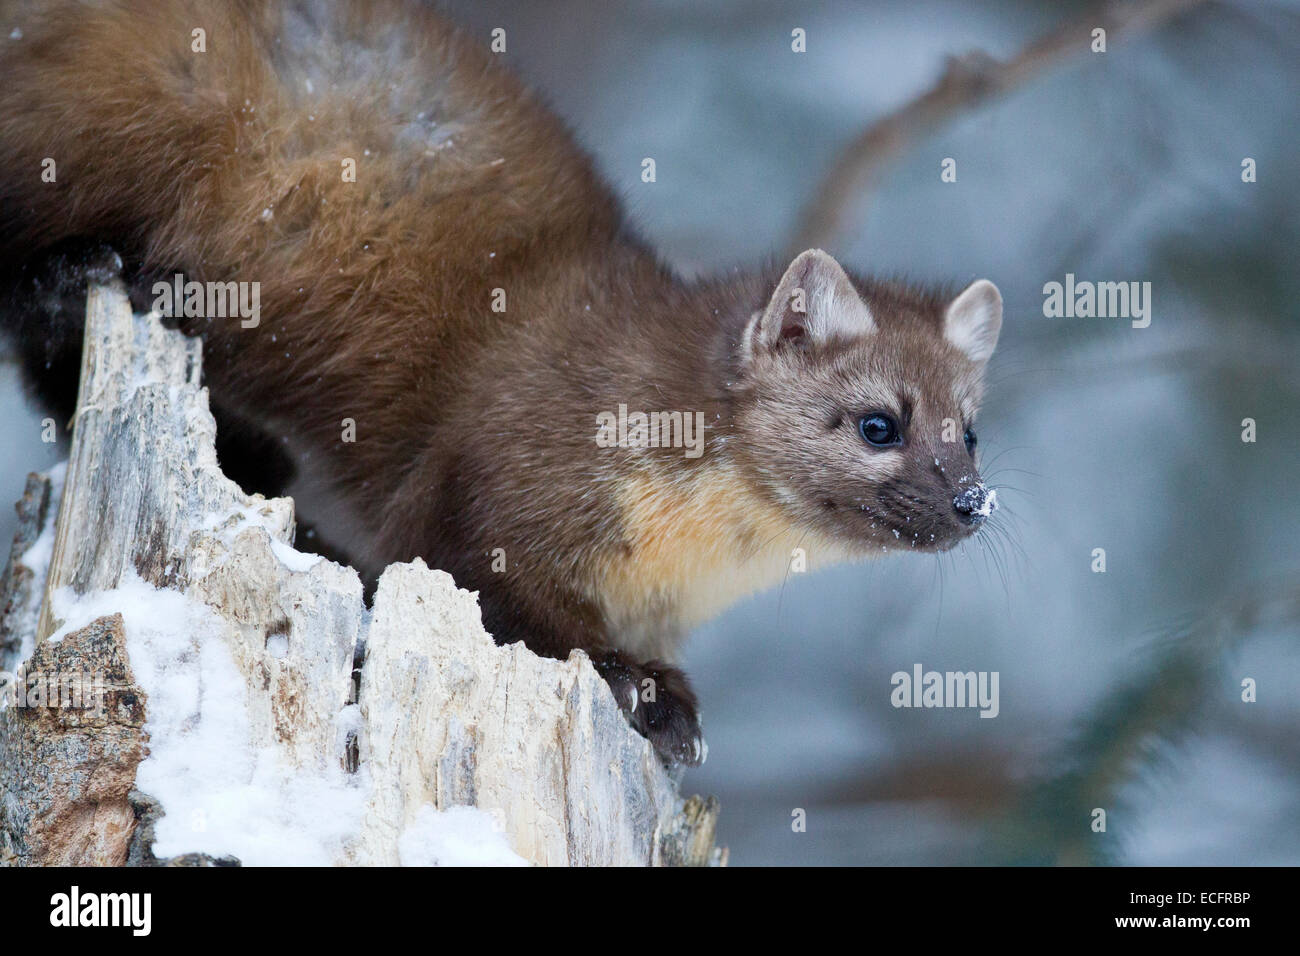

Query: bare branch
789;0;1209;255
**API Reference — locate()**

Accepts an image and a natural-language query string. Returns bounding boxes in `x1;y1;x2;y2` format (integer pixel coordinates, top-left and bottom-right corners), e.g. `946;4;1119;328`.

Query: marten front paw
592;652;706;767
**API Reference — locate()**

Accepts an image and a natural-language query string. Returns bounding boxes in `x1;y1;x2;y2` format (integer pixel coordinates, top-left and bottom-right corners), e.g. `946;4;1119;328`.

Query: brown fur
0;0;1001;764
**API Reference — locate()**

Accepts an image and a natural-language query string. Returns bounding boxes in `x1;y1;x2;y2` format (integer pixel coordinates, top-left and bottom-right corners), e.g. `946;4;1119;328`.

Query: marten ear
745;249;875;358
944;279;1001;366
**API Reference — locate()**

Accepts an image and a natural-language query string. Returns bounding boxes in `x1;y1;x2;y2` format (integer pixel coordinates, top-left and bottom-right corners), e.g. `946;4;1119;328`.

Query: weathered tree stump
0;282;722;867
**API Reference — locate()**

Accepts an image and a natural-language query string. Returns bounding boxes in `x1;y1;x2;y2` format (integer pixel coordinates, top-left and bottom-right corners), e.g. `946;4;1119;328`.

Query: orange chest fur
591;464;837;655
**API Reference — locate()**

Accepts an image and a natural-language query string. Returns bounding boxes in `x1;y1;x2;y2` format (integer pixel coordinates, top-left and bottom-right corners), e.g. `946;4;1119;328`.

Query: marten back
0;0;619;273
0;0;628;509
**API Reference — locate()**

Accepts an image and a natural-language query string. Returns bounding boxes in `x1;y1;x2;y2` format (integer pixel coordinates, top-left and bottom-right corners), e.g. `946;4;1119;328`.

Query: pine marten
0;0;1002;765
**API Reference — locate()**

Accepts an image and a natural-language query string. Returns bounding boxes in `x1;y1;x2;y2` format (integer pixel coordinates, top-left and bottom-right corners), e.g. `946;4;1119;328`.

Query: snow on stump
0;281;723;867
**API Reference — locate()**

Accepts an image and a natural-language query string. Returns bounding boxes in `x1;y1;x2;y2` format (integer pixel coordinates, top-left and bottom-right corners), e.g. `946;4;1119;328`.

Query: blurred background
3;0;1297;864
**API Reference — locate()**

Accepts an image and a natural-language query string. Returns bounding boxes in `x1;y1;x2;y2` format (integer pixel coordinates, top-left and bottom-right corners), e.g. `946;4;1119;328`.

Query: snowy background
3;0;1297;864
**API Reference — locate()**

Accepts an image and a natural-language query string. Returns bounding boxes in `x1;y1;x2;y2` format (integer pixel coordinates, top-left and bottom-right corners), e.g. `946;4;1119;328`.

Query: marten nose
952;481;996;525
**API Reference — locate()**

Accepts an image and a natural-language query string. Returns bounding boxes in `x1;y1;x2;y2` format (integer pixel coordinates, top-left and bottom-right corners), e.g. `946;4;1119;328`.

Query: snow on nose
953;481;997;524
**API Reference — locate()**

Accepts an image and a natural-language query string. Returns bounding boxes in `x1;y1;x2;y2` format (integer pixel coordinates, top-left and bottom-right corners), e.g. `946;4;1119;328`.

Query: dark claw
592;651;706;766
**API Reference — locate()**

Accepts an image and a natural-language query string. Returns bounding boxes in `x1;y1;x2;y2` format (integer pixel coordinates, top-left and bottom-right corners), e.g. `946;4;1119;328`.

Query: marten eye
859;413;901;447
963;427;977;455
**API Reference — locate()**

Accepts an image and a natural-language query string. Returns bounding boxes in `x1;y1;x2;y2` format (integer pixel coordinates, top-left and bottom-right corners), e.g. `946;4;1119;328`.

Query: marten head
732;249;1002;555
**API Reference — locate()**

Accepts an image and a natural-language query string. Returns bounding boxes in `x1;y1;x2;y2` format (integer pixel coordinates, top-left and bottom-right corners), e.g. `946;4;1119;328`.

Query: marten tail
0;0;277;416
0;0;275;268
